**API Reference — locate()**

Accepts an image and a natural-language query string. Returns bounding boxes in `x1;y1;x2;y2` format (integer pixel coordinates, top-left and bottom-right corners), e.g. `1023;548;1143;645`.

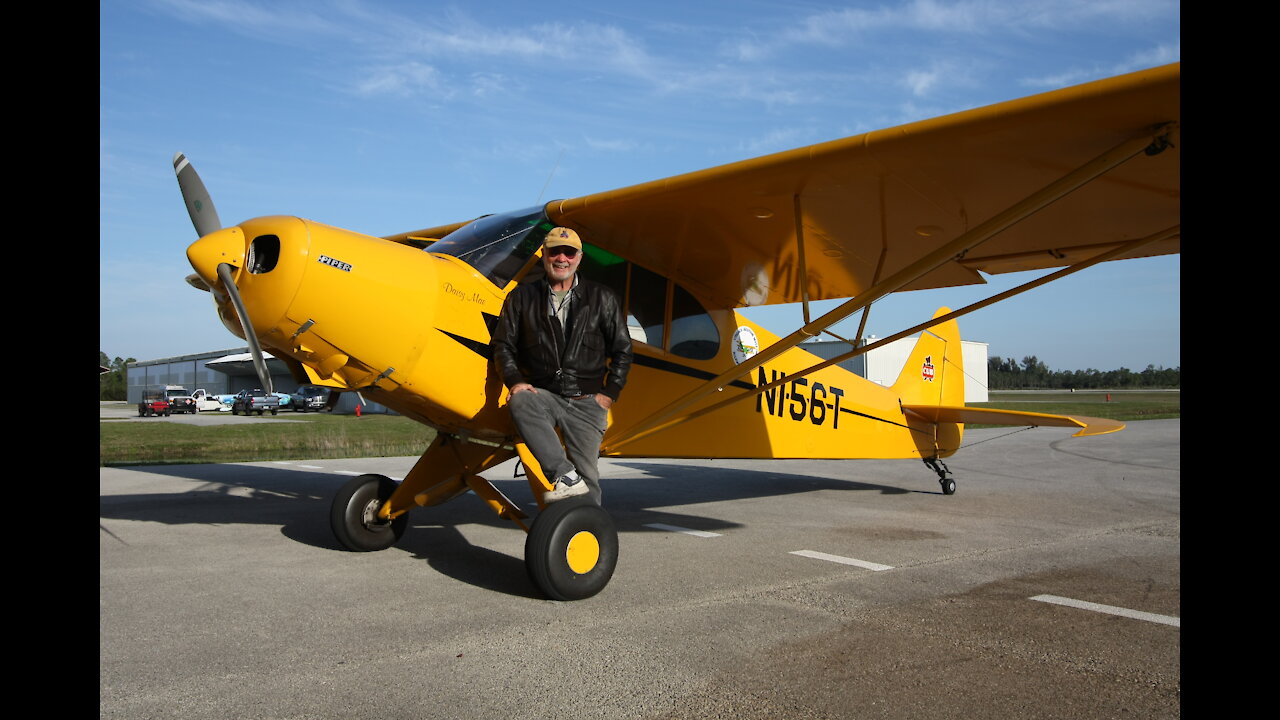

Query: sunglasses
546;246;579;258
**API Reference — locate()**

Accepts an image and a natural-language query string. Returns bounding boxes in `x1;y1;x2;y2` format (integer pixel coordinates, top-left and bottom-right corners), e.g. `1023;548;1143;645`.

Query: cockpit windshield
428;205;553;288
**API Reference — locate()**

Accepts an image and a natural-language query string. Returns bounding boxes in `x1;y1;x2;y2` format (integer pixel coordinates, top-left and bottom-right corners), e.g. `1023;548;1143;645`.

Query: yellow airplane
178;62;1179;601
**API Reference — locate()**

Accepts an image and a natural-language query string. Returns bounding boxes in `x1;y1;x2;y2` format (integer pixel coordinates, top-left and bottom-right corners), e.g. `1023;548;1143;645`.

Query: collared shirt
546;275;578;329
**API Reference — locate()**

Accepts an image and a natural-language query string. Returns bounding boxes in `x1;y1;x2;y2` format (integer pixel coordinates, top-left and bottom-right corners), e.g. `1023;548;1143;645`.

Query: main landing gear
923;457;957;495
330;474;409;551
525;497;618;601
326;452;619;601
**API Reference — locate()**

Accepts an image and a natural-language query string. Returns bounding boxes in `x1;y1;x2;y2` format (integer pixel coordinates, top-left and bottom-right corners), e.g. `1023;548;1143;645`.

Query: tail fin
891;307;965;408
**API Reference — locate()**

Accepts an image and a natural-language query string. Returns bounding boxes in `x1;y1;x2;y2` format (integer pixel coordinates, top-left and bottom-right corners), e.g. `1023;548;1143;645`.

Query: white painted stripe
1030;594;1180;627
790;550;893;571
298;465;324;469
334;470;363;476
643;523;721;538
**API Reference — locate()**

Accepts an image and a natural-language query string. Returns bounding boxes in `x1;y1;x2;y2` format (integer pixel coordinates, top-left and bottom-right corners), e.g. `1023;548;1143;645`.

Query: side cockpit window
626;263;667;349
669;284;719;360
579;246;719;360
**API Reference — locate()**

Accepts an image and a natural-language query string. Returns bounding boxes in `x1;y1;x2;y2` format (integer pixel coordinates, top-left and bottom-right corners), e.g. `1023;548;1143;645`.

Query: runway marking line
790;550;894;571
1030;594;1180;627
269;462;402;481
643;523;721;538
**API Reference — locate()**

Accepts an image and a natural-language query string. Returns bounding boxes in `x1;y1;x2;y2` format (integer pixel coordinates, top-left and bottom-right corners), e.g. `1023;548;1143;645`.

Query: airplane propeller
174;152;274;395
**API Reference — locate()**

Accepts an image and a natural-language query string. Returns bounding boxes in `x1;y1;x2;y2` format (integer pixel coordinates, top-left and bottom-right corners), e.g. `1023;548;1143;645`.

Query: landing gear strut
923;457;956;495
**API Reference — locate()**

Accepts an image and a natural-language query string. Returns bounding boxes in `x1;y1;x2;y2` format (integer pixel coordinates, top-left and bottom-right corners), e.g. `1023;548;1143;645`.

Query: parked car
271;392;293;409
289;385;332;412
231;389;281;416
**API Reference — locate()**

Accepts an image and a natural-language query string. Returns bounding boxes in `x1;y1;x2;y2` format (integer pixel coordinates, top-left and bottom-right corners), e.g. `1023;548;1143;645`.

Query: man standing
493;226;633;504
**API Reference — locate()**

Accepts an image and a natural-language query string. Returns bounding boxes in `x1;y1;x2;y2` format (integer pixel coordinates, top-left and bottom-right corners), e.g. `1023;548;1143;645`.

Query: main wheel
525;498;618;601
330;474;409;551
941;477;956;495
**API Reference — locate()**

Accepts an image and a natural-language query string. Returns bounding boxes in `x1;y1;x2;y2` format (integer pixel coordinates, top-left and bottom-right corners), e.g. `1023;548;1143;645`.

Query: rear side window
669;284;719;360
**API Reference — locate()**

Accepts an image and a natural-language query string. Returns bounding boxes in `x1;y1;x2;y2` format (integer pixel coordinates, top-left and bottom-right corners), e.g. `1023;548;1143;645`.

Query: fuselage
186;205;963;460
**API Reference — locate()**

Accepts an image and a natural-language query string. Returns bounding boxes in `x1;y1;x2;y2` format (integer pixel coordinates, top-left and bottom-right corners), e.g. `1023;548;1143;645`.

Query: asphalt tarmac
100;419;1180;719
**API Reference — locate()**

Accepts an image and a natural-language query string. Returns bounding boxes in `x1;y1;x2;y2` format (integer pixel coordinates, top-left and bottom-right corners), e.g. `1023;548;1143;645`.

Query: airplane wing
902;405;1125;437
546;63;1179;311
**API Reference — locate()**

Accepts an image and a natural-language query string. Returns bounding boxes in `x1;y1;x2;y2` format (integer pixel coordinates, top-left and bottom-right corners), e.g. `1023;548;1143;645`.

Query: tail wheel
525;498;618;601
330;474;408;551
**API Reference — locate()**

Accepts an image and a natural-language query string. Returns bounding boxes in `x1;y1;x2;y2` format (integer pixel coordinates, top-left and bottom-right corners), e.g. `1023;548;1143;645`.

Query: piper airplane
178;63;1179;601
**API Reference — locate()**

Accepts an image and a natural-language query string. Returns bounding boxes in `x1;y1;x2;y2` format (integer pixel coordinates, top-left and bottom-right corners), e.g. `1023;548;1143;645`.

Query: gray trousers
508;389;609;504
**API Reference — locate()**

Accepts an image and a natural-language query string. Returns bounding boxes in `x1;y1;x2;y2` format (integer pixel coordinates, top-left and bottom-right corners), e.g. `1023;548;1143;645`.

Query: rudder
891;308;965;409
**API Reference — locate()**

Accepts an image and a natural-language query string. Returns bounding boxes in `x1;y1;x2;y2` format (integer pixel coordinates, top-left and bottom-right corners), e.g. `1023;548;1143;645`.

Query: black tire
330;474;409;551
525;498;618;601
941;478;956;495
270;408;278;415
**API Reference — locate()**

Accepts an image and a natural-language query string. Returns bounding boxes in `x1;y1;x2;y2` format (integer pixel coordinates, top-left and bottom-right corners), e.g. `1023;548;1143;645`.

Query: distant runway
101;419;1179;719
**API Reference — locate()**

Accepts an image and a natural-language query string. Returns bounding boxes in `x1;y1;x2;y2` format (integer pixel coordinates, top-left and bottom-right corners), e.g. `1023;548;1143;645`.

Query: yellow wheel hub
565;531;600;574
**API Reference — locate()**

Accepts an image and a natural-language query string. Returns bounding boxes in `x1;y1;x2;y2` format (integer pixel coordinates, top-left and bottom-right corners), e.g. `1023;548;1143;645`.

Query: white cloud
147;0;346;39
354;61;446;97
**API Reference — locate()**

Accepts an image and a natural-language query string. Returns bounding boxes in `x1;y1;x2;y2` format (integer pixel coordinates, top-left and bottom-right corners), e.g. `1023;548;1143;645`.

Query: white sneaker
544;473;589;503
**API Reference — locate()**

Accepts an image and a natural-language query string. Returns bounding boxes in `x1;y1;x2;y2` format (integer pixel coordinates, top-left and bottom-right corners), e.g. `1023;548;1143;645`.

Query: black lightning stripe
439;310;500;359
838;406;914;430
631;353;755;390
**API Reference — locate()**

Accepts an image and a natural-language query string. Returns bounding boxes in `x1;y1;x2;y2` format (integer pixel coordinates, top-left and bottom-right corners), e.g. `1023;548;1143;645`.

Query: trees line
100;352;135;401
987;355;1179;390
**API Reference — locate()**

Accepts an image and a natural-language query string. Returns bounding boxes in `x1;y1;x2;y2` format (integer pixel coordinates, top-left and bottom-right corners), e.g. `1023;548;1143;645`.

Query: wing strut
602;123;1176;453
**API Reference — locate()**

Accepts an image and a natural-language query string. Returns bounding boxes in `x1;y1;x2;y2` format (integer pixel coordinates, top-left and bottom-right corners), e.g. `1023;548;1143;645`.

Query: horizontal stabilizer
902;405;1125;437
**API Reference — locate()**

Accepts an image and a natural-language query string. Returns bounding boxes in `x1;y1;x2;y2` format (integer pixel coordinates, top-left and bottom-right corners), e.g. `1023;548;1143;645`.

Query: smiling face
543;245;581;289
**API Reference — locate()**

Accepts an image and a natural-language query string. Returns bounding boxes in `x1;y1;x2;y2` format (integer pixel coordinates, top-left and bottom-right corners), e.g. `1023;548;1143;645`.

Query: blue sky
101;0;1179;371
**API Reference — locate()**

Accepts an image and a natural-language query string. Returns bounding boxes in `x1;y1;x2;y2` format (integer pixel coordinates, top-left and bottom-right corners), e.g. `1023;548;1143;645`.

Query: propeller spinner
175;152;274;395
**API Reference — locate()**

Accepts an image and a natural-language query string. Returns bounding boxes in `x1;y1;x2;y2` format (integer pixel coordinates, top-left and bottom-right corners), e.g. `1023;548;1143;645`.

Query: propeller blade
173;152;222;238
216;262;274;395
185;273;212;292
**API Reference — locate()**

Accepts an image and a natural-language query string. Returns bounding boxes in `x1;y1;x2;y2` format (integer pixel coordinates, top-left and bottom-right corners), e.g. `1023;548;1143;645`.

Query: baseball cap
543;226;582;252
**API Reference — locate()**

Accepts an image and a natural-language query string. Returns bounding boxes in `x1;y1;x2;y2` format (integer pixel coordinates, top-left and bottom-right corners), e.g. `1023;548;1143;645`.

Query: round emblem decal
732;326;759;364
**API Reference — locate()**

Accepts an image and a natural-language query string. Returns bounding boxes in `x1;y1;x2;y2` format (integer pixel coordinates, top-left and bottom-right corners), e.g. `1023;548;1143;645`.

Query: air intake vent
248;235;280;274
